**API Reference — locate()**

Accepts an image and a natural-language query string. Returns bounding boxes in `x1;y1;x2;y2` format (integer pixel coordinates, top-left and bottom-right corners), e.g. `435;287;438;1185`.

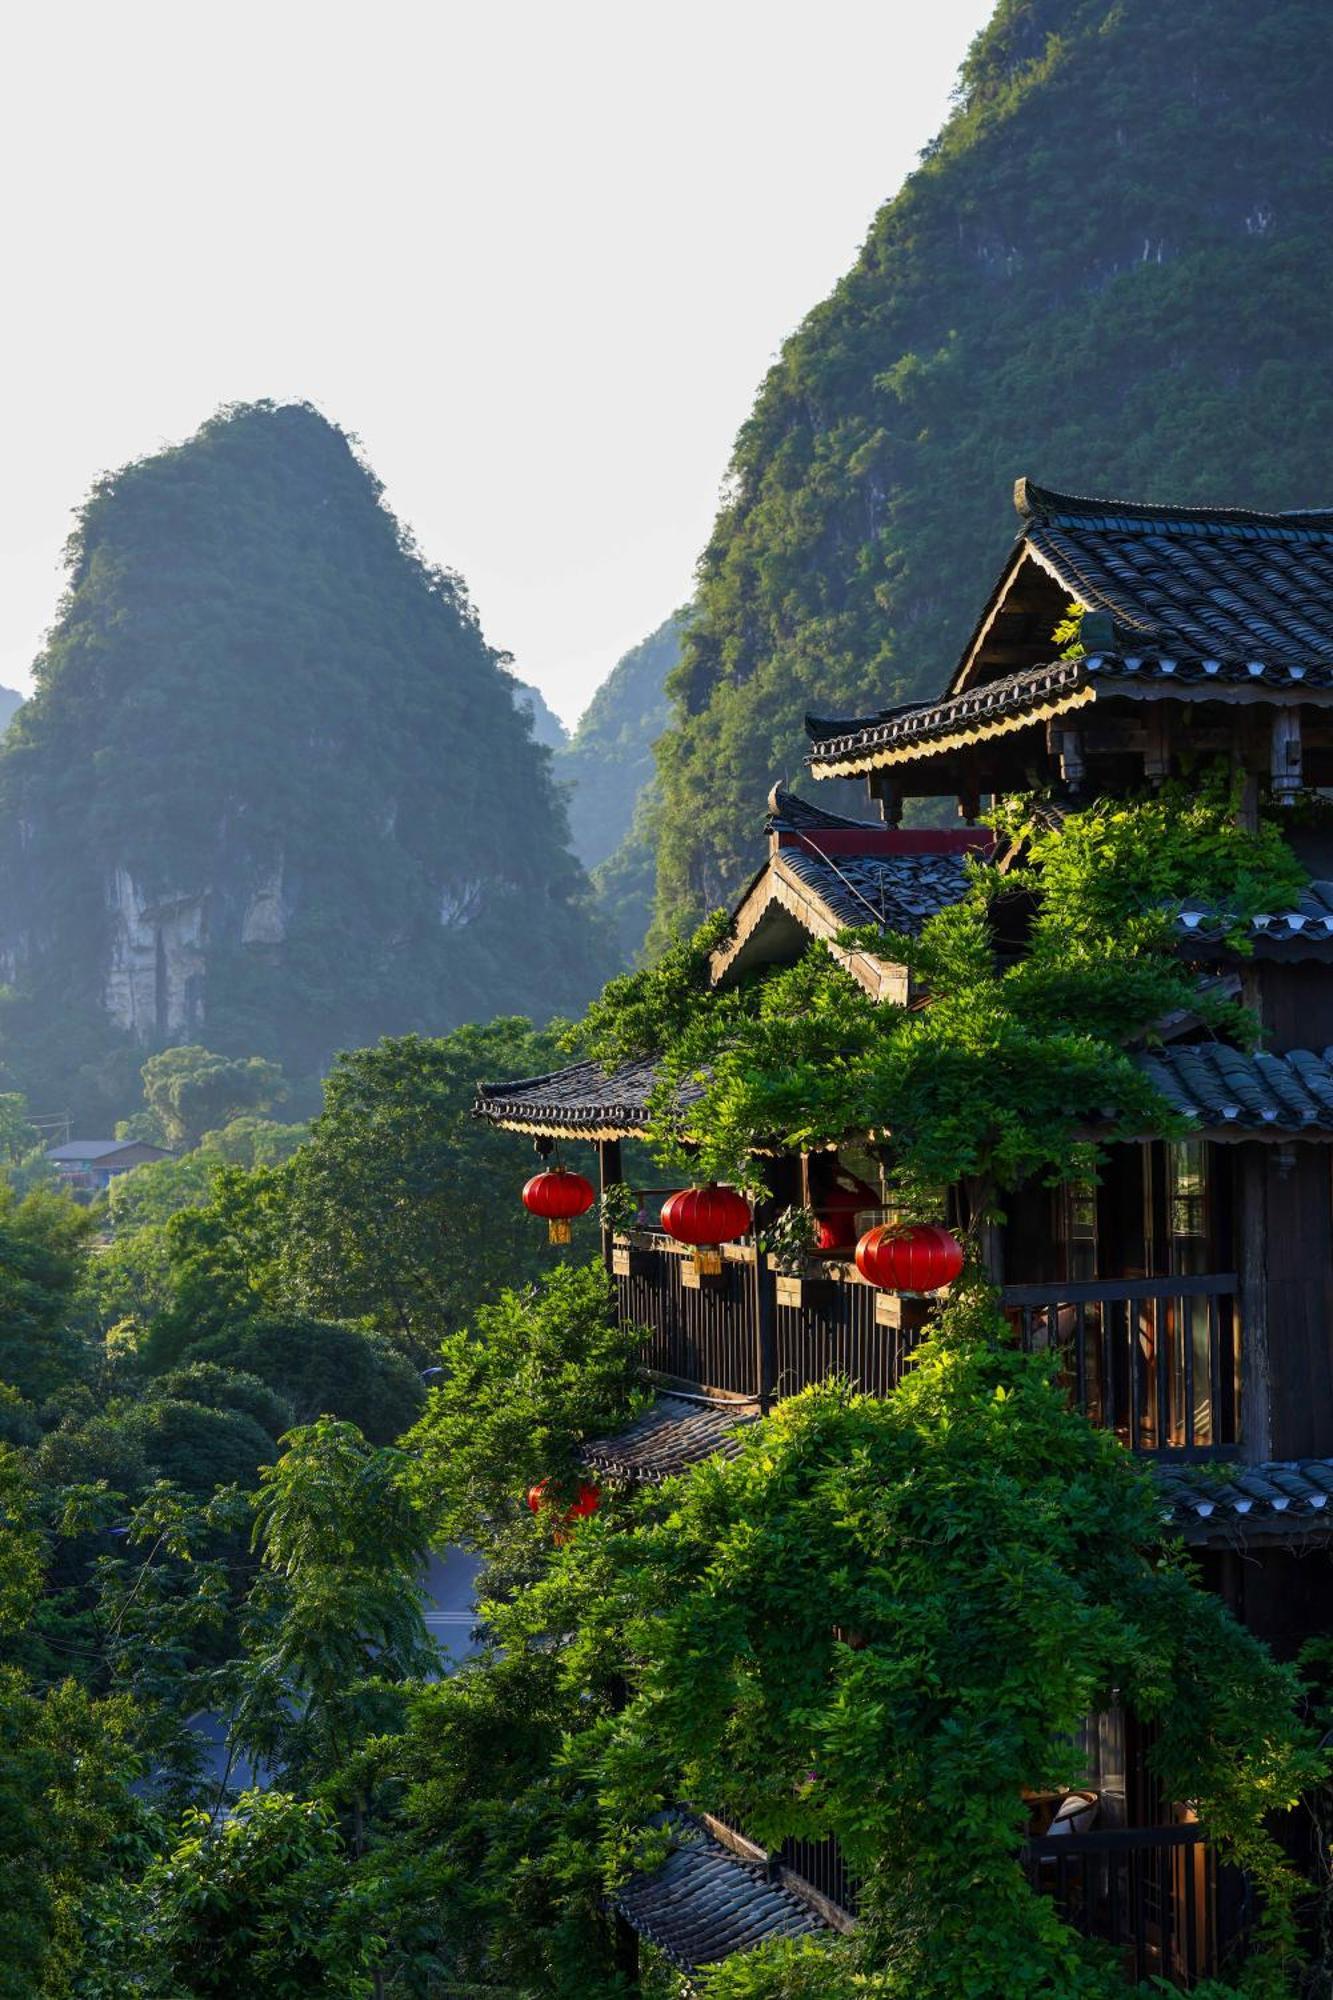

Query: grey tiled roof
1158;1459;1333;1542
1176;880;1333;947
1016;478;1333;668
481;1042;1333;1139
807;652;1333;770
613;1814;831;1972
764;786;876;834
474;1057;700;1135
778;842;971;934
1137;1043;1333;1131
583;1395;760;1483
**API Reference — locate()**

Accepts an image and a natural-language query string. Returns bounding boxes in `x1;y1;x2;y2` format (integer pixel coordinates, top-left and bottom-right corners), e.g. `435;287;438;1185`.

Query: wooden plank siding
1258;1141;1333;1459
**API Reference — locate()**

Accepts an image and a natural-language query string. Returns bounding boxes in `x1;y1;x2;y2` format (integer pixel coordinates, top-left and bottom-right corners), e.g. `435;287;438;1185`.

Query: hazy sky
2;0;992;727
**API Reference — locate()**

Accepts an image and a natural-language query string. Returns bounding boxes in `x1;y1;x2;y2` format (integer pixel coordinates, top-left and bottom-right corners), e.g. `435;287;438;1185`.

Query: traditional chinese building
477;480;1333;1988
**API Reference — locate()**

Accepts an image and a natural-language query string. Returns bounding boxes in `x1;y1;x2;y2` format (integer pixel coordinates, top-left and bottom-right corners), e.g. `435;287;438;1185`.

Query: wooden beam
1143;707;1171;784
597;1139;623;1272
1270;706;1303;804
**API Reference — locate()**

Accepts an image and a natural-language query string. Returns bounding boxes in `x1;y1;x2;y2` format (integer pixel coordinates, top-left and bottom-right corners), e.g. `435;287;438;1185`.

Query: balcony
698;1815;1240;1989
1021;1822;1246;1987
1001;1275;1240;1458
611;1229;922;1402
610;1230;1240;1457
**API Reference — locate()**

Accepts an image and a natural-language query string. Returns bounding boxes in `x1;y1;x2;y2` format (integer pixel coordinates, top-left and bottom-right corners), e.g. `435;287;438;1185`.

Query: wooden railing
614;1234;760;1398
611;1232;920;1401
1022;1824;1245;1988
613;1238;1241;1455
1001;1275;1240;1457
725;1817;1240;1988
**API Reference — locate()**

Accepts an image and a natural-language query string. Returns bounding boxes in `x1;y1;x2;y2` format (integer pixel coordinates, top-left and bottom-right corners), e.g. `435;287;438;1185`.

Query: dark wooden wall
1254;1141;1333;1460
1255;962;1333;1054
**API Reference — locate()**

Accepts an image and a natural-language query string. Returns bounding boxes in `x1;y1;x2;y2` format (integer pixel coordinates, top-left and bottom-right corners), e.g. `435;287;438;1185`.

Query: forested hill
651;0;1333;942
0;402;609;1119
557;611;682;871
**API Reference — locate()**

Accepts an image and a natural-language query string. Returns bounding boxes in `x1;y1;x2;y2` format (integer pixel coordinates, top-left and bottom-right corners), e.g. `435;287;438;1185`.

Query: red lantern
526;1478;601;1536
661;1184;753;1276
813;1170;879;1252
660;1184;752;1246
854;1223;964;1293
522;1168;596;1244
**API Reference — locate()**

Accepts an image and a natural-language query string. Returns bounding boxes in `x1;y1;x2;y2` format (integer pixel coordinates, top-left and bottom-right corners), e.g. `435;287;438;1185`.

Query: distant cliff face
557;613;680;874
651;0;1333;941
0;402;609;1116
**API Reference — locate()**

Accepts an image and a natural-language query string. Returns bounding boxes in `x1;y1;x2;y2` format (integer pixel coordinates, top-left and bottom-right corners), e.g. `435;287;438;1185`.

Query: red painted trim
776;827;994;857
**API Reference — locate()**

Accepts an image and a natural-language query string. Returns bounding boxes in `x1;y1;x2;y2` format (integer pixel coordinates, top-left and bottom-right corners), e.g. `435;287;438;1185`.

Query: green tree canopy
139;1046;287;1150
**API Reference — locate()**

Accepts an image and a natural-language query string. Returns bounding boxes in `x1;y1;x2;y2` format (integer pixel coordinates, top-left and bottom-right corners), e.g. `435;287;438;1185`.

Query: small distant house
47;1138;171;1193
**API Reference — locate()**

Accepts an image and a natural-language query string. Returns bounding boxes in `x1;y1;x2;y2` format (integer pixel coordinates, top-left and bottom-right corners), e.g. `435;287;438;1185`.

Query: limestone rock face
240;863;290;947
104;869;207;1038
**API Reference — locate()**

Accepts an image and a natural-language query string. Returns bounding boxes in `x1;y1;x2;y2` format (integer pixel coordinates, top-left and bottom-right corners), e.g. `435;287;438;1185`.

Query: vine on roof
573;775;1306;1212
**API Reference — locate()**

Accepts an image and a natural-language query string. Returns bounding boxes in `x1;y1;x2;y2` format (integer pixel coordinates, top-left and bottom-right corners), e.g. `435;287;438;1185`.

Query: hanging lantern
661;1184;752;1275
854;1222;964;1293
813;1169;880;1252
526;1477;601;1534
522;1168;596;1244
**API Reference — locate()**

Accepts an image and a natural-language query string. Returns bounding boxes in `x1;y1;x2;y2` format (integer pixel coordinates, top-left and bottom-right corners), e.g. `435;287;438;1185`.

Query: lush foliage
397;1277;1321;2000
273;1021;596;1356
105;1019;585;1401
580;1301;1317;1996
137;1046;288;1149
407;1259;648;1548
650;0;1333;941
0;400;609;1122
580;785;1299;1205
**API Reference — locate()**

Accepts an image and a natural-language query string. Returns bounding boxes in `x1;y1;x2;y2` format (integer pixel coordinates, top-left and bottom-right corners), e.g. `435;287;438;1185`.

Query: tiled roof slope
764;788;878;834
1138;1044;1333;1131
612;1814;831;1972
474;1056;698;1136
1177;880;1333;946
479;1043;1333;1138
1016;478;1333;668
1158;1459;1333;1543
777;841;970;934
583;1396;760;1483
807;652;1333;772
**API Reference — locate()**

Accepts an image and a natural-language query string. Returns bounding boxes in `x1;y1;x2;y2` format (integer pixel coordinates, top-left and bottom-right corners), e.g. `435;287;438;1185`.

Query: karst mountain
0;401;609;1118
649;0;1333;943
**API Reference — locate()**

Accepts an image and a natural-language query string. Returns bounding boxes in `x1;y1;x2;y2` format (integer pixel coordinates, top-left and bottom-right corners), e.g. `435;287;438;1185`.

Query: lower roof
612;1813;833;1971
583;1395;760;1483
473;1056;695;1140
1159;1459;1333;1545
1141;1043;1333;1132
477;1042;1333;1143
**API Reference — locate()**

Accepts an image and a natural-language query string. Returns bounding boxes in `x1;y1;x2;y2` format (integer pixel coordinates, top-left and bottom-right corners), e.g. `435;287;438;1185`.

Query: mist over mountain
511;678;568;752
649;0;1333;942
556;612;682;873
0;401;609;1119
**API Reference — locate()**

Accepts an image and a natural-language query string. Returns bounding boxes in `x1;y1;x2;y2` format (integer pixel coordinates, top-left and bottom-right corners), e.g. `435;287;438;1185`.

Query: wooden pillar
1143;707;1171;786
1270;705;1303;805
867;773;903;826
1236;1143;1270;1465
751;1173;777;1412
1047;722;1085;795
597;1139;623;1273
